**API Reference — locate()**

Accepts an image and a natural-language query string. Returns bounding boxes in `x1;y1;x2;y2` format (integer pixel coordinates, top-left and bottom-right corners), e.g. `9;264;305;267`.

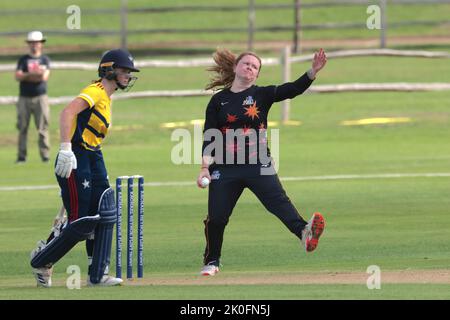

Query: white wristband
307;69;316;80
60;142;72;151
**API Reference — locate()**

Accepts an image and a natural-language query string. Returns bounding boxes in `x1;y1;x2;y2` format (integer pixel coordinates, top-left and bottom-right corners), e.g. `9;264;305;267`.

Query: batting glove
55;143;77;178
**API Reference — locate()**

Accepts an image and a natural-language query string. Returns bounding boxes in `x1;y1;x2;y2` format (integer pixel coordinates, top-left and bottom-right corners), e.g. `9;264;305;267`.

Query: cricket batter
30;49;140;287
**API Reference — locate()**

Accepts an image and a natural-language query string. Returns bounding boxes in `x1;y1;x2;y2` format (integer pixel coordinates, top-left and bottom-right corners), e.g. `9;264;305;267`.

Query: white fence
1;48;449;122
1;48;449;72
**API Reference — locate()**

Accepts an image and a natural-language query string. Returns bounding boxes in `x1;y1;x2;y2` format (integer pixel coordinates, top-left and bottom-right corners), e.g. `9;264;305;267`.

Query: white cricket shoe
200;262;219;276
30;240;53;288
32;267;53;288
301;212;325;252
87;275;123;287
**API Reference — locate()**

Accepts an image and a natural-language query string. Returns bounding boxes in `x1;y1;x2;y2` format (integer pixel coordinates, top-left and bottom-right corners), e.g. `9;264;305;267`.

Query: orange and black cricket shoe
301;212;325;252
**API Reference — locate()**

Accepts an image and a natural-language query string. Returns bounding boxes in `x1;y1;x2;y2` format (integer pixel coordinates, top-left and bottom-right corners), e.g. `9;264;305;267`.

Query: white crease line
0;185;59;191
280;173;450;182
1;173;450;191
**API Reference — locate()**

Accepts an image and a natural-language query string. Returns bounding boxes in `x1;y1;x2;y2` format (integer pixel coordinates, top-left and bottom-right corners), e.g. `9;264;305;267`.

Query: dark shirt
16;54;50;97
202;72;314;165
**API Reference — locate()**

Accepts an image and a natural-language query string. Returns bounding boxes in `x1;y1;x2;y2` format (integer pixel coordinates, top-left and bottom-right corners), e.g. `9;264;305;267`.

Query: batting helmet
98;49;139;90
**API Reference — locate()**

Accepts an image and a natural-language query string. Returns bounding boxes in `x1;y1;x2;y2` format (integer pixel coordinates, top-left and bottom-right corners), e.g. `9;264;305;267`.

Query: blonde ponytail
205;48;236;91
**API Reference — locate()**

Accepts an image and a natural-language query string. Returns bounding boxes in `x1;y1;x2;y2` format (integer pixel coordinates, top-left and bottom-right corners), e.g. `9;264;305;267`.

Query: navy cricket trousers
56;145;110;222
203;163;308;265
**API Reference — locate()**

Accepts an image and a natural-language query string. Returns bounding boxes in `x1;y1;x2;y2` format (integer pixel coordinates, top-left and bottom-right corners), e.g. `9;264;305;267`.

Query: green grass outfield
0;55;449;300
1;283;450;300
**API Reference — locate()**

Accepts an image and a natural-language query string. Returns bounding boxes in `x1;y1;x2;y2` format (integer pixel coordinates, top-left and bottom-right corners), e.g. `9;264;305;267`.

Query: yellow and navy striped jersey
71;82;111;151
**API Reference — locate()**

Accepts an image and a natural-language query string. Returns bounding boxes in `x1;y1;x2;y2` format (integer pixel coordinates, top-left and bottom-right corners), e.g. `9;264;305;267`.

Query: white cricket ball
200;177;210;188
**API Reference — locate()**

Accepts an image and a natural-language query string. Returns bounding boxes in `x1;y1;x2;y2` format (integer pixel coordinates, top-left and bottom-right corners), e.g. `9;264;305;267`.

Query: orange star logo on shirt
241;124;252;136
226;113;238;123
220;125;231;134
249;151;258;159
244;102;260;120
226;141;242;154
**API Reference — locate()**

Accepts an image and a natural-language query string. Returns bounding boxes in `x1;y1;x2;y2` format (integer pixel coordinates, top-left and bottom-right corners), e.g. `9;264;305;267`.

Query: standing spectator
15;31;51;163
